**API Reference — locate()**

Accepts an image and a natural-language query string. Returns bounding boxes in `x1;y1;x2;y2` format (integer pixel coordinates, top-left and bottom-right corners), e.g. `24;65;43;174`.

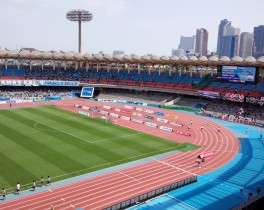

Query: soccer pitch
0;105;198;191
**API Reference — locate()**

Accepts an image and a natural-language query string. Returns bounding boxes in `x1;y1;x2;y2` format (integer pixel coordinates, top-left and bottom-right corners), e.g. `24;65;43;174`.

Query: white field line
92;133;142;143
20;114;93;143
69;116;114;129
34;123;60;132
68;117;161;144
24;115;149;145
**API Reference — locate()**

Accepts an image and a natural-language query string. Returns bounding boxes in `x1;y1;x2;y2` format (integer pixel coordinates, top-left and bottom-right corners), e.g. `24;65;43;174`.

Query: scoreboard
80;87;94;97
219;66;257;83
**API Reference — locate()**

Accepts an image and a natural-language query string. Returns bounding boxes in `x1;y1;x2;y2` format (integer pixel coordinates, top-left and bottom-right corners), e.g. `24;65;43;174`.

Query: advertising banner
154;112;165;116
132;119;143;124
175;130;190;136
198;90;221;99
132;112;142;117
170;121;183;127
43;80;80;87
120;116;131;121
124;105;133;109
99;110;108;115
78;111;89;116
167;114;178;119
145;122;158;128
103;106;111;110
82;106;90;110
159;126;173;132
110;113;119;118
157;118;168;123
144;115;154;120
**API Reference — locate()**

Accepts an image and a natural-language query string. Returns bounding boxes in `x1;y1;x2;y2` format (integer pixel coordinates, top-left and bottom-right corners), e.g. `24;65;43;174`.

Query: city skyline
0;0;263;56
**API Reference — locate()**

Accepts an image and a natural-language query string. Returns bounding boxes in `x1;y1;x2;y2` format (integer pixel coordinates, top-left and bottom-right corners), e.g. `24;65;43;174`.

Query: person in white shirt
2;188;6;200
16;182;20;195
32;180;36;191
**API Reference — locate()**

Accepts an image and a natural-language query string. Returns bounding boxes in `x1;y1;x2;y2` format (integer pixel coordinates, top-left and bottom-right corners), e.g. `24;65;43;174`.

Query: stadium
0;49;264;210
1;3;264;210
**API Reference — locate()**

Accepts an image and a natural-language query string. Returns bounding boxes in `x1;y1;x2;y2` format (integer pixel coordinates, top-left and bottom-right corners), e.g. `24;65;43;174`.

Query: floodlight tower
66;9;93;53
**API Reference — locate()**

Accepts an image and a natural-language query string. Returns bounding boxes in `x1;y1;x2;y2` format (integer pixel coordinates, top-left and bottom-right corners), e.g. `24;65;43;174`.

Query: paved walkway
129;117;264;210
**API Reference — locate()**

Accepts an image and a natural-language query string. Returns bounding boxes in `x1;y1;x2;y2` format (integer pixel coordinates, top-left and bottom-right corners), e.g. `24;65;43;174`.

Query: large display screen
80;87;94;98
218;66;257;83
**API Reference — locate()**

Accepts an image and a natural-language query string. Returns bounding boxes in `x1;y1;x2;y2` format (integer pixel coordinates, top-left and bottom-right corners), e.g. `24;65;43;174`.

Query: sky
0;0;263;56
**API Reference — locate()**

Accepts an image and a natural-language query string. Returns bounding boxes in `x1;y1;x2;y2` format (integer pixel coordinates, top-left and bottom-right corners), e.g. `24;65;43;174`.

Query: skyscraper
217;19;240;57
171;49;185;57
113;50;125;56
178;36;196;56
217;19;231;55
239;32;253;58
195;28;208;56
225;26;240;36
218;35;239;58
253;25;264;58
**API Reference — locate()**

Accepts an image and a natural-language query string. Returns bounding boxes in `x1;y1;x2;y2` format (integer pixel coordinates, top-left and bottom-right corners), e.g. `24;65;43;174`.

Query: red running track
0;99;240;210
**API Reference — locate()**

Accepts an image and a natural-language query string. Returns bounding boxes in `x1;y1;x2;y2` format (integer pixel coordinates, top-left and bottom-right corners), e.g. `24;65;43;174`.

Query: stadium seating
255;81;264;93
208;81;221;88
1;66;15;77
1;65;263;96
241;84;257;91
229;83;245;90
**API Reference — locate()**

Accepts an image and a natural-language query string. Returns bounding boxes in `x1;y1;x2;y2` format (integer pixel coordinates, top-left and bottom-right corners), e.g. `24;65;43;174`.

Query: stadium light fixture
66;9;93;53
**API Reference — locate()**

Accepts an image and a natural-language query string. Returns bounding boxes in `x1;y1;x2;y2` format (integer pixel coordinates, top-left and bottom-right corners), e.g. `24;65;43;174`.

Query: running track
0;99;240;210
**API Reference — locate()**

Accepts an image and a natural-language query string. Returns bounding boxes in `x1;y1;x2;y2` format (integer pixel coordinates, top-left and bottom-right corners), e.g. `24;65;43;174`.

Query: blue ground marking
129;114;264;210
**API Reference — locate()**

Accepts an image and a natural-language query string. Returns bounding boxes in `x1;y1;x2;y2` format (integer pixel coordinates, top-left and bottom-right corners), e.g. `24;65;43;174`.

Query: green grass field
0;105;199;192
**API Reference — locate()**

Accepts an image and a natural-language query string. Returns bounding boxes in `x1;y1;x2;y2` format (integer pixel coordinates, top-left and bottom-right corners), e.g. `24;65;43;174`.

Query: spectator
256;185;261;195
248;192;254;200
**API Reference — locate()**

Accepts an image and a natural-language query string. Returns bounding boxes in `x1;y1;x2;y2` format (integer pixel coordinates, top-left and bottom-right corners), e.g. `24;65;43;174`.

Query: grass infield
0;105;199;192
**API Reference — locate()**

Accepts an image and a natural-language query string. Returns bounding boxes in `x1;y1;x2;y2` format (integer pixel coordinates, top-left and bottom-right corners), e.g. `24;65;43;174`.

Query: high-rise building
217;19;231;55
253;25;264;58
178;36;196;56
239;32;253;58
217;19;240;57
195;28;208;56
113;50;124;56
225;26;240;36
172;49;185;57
218;35;239;58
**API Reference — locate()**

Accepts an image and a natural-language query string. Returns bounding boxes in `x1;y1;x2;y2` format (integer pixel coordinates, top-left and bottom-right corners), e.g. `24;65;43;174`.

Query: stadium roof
0;49;263;67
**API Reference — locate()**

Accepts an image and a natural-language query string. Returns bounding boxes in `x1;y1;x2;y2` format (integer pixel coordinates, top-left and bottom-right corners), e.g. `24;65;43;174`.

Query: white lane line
152;158;198;176
117;171;143;183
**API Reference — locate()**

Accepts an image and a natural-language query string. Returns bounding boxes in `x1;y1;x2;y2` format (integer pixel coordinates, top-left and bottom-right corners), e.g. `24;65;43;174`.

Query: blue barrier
0;97;10;101
44;96;62;101
147;103;160;108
